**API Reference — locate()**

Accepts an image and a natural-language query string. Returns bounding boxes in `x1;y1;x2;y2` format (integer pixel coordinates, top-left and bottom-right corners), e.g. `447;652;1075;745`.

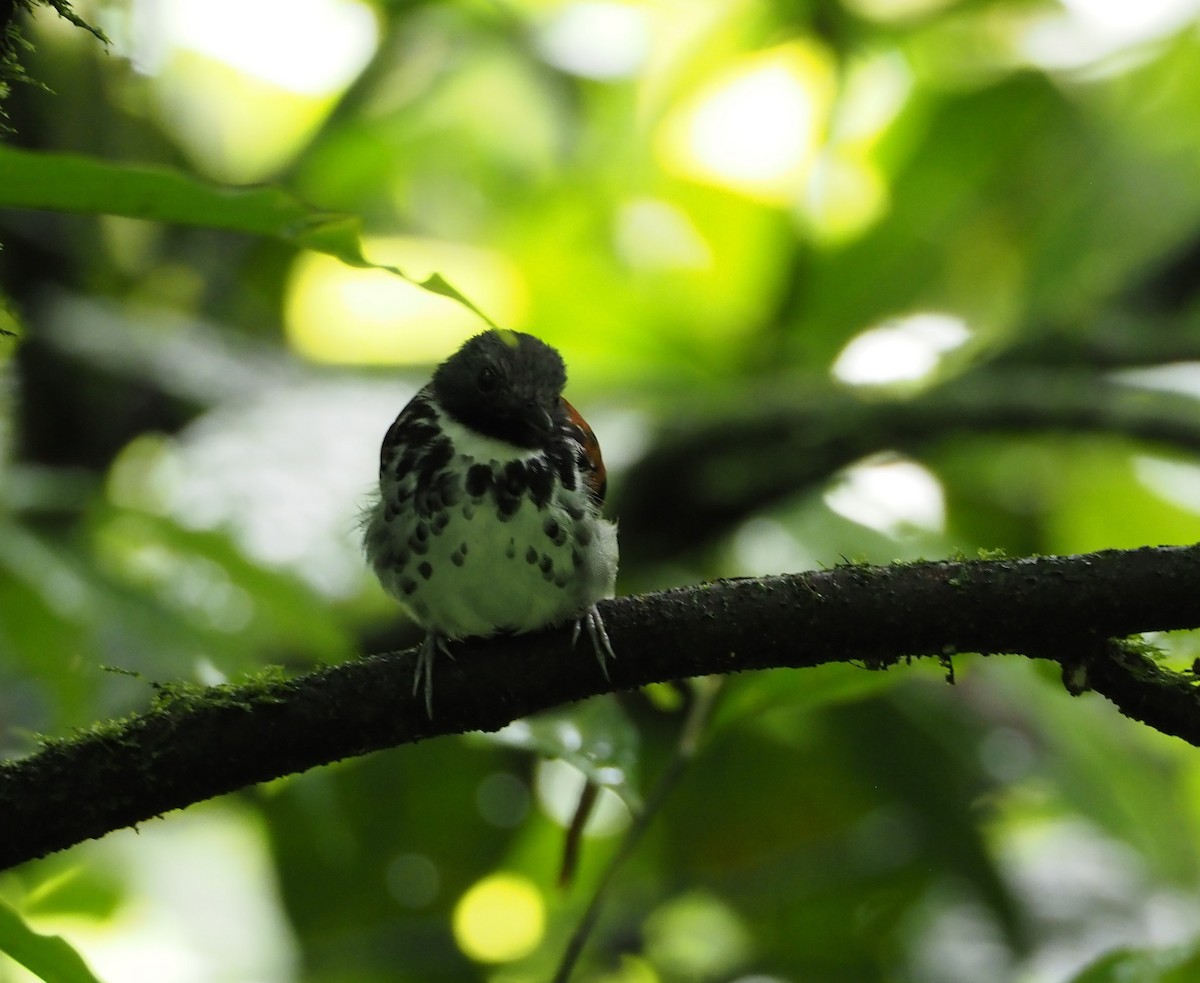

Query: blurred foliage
0;0;104;127
4;0;1200;981
0;896;104;983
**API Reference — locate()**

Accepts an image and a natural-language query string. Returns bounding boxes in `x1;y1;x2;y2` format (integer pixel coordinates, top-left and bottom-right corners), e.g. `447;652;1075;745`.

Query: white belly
365;444;617;640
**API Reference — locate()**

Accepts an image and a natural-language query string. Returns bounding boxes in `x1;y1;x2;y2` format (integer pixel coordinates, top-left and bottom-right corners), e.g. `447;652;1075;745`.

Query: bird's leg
572;605;615;681
414;632;454;717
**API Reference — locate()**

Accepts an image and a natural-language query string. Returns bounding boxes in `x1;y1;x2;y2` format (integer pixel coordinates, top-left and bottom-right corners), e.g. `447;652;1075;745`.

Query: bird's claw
414;633;454;717
573;605;615;681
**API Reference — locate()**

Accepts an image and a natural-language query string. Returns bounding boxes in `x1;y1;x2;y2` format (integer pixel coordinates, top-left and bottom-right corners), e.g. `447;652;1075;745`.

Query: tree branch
616;371;1200;563
4;543;1200;870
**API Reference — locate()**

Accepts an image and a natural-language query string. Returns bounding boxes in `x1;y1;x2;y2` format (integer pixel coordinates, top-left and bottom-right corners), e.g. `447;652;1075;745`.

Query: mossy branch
4;543;1200;870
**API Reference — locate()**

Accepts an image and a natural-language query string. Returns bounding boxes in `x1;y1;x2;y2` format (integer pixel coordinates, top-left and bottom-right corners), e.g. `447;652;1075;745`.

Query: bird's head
432;329;568;448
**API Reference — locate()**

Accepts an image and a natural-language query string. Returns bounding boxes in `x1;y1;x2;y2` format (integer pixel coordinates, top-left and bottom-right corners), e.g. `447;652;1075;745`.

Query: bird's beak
530;402;554;439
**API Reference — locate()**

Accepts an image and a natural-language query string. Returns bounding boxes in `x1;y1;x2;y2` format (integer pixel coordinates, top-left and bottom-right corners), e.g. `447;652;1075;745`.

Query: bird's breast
367;428;617;639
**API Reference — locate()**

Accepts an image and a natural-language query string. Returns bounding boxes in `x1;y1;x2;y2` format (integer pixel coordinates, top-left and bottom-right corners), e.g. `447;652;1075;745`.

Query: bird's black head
432;330;568;448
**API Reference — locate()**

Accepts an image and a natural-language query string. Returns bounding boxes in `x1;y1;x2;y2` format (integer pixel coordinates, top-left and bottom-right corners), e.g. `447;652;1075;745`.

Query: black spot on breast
571;549;584;569
400;576;417;595
543;517;567;546
548;441;578;493
423;437;453;474
451;546;466;567
575;523;592;547
383;399;435;455
539;554;553;573
506;539;517;559
407;524;430;555
461;503;475;521
418;561;433;580
391;449;418;480
467;464;493;497
412;491;433;517
503;461;528;495
383;414;439;471
437;470;461;507
407;441;453;518
431;511;449;534
526;458;554;509
525;546;538;564
495;464;526;519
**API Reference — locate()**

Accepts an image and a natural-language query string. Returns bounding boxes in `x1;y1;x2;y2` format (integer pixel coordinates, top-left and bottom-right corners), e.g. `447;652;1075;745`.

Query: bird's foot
572;605;615;681
414;633;455;717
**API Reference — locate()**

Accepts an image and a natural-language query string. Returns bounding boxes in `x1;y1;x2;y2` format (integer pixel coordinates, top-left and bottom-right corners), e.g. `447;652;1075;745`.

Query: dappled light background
5;0;1200;980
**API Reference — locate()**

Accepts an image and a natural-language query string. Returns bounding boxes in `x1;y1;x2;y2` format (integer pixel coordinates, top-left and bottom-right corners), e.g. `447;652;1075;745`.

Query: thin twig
551;677;724;983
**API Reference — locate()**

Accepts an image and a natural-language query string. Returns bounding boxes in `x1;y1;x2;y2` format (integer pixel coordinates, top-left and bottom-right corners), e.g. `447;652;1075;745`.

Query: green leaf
1161;948;1200;983
0;146;495;325
89;508;358;670
712;662;902;735
484;696;643;813
0;897;106;983
1065;944;1200;983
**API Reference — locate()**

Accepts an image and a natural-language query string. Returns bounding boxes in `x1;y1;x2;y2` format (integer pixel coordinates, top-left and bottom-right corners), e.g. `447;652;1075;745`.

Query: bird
363;329;619;714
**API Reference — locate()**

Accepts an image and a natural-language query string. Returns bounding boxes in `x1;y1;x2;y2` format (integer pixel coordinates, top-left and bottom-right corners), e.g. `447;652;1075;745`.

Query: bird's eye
477;367;498;393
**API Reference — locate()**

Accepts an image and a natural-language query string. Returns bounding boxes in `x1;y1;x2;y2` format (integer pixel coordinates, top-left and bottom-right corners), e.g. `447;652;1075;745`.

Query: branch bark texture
4;543;1200;870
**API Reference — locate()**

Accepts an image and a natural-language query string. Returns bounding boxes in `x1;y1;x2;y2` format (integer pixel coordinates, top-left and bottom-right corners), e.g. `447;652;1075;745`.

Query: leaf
1161;948;1200;983
711;662;901;735
485;696;643;813
90;508;358;669
0;897;106;983
1063;945;1200;983
0;146;495;325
